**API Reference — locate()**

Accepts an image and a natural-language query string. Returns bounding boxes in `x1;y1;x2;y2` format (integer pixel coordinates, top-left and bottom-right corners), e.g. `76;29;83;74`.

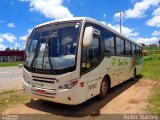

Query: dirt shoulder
101;80;157;114
2;79;158;117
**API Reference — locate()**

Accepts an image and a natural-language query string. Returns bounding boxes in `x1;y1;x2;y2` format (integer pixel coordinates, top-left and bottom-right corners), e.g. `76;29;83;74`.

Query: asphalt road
0;67;23;91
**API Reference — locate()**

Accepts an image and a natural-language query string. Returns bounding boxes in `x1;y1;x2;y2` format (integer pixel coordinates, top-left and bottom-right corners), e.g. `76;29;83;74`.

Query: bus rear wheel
98;77;108;99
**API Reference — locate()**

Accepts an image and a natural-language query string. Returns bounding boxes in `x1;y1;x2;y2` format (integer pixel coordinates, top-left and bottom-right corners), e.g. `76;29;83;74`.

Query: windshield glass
25;22;81;71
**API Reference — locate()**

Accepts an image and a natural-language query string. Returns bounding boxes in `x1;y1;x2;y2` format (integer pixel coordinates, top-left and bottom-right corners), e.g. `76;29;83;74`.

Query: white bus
23;17;142;105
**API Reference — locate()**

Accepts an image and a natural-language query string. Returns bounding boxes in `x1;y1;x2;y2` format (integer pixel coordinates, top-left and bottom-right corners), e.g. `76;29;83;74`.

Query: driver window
82;36;100;72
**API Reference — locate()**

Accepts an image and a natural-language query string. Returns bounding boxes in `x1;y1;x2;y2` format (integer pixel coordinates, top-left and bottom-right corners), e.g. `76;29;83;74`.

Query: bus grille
32;76;56;83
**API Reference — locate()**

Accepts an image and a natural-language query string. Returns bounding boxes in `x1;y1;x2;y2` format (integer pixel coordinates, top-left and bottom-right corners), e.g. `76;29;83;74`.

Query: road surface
0;67;23;91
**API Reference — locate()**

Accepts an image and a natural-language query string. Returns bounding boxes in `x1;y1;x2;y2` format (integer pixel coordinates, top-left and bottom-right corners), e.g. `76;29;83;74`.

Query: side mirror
83;26;100;47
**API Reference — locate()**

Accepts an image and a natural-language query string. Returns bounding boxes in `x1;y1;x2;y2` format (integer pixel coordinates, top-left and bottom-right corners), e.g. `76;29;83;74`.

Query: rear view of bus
23;19;83;105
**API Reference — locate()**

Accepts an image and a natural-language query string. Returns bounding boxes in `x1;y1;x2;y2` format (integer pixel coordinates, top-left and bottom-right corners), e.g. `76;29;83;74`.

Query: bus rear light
58;79;78;90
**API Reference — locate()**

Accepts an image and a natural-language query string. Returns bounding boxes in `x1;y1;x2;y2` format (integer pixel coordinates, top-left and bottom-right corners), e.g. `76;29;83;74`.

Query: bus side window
121;38;125;55
82;36;100;72
132;44;136;56
136;45;139;56
104;31;115;54
116;37;121;54
139;47;142;56
116;37;125;55
125;40;131;56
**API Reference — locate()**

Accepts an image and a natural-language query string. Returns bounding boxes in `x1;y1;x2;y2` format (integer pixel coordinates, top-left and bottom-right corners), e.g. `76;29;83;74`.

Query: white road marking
0;72;21;74
0;72;9;74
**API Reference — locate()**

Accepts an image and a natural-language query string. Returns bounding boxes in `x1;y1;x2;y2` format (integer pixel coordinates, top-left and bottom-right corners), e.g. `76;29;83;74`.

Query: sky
0;0;160;50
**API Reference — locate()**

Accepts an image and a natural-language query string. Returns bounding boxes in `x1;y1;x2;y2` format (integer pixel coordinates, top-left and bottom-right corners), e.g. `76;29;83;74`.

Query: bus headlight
58;79;78;90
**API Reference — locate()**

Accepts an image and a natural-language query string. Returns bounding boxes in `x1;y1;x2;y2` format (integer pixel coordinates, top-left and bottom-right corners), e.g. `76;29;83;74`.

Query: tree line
4;47;24;51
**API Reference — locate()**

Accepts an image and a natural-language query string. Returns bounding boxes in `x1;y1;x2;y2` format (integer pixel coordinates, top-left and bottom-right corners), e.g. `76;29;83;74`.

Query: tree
5;47;11;51
16;47;19;51
141;43;145;46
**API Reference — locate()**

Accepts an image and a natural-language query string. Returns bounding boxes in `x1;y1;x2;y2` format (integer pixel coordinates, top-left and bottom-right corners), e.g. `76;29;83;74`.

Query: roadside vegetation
143;46;160;54
0;90;30;113
142;55;160;80
148;85;160;114
0;62;23;67
142;47;160;114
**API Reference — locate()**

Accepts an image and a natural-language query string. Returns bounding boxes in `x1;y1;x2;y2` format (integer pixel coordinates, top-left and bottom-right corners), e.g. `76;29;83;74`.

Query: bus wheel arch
98;74;111;99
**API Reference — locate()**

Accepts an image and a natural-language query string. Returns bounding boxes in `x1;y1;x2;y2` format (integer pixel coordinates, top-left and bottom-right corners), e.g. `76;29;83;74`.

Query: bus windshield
25;22;81;73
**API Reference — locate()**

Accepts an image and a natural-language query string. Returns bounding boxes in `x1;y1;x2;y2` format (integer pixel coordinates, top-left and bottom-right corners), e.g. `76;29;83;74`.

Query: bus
23;17;142;105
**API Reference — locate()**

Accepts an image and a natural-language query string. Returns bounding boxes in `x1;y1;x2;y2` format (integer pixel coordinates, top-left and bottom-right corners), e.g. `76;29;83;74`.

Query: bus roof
35;17;141;47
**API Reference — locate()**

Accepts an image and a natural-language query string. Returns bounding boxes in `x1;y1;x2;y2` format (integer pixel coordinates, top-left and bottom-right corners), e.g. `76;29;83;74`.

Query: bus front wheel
98;77;108;99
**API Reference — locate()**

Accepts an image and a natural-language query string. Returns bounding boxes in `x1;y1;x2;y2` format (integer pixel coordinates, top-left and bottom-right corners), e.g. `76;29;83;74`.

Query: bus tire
132;68;137;81
98;77;108;99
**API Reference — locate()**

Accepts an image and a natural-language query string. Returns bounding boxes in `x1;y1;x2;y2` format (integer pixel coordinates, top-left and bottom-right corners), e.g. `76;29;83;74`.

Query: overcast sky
0;0;160;50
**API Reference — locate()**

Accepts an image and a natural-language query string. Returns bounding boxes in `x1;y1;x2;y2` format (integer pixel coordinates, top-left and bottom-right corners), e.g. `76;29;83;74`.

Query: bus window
139;46;142;56
116;37;124;55
82;36;100;72
121;39;125;54
104;31;115;54
136;45;139;56
132;44;136;55
125;40;131;56
116;37;120;54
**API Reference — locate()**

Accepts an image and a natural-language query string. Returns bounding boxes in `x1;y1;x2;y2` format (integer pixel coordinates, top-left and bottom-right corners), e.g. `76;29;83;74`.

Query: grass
143;46;160;52
142;54;160;114
148;85;160;114
0;90;31;113
0;62;23;67
0;89;15;95
141;56;160;80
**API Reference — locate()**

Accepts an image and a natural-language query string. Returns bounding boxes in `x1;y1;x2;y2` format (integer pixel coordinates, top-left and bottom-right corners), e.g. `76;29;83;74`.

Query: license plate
36;89;45;94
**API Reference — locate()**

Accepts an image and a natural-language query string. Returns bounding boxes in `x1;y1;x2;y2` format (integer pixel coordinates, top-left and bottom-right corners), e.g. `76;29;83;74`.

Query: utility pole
120;11;122;33
116;11;122;33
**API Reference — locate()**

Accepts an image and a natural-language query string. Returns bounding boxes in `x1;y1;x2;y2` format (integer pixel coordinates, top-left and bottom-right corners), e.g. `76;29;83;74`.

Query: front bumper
23;78;79;105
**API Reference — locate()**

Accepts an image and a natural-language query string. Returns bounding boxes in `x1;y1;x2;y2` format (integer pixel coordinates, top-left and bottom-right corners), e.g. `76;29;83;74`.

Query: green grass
0;90;15;95
148;85;160;114
143;46;160;52
0;90;30;113
0;62;23;67
142;54;160;114
141;58;160;80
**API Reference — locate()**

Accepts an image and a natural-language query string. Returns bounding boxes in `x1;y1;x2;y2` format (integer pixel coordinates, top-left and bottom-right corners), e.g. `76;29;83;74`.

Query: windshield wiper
47;39;57;74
